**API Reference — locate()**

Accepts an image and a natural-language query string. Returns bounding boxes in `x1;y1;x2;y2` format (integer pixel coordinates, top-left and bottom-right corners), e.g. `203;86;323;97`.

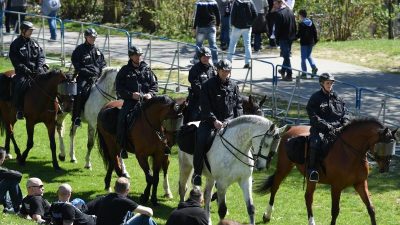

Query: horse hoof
54;166;63;171
17;157;25;166
151;198;159;206
70;159;77;163
84;165;92;170
6;154;13;160
58;154;66;161
139;194;149;204
122;173;131;179
263;213;271;223
163;193;173;199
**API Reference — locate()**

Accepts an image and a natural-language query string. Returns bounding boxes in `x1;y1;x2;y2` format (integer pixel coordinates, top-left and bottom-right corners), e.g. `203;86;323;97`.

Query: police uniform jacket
71;42;106;84
116;60;158;104
9;35;45;77
188;62;216;105
200;75;243;125
306;89;350;135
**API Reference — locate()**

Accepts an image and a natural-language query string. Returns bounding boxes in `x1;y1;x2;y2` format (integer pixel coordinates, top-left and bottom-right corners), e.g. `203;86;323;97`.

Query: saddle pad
285;136;307;164
99;107;119;135
0;74;11;101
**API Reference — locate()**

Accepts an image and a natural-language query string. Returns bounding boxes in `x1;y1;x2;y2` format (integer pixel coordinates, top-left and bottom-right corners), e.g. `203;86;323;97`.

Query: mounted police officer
192;59;243;186
71;28;106;127
186;46;217;123
306;73;350;182
116;45;158;158
9;21;47;120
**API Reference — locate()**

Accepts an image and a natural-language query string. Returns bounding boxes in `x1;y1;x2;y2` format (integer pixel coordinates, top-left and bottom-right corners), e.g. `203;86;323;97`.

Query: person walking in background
20;177;51;223
251;0;268;53
274;0;296;81
9;0;27;34
39;0;61;41
165;187;208;225
0;0;5;31
227;0;257;69
0;148;23;214
266;0;278;48
296;9;318;77
192;0;220;65
4;0;12;33
216;0;232;51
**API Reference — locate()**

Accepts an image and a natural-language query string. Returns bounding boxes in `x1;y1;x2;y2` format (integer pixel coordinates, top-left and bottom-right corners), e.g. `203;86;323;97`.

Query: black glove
20;65;32;76
37;67;45;75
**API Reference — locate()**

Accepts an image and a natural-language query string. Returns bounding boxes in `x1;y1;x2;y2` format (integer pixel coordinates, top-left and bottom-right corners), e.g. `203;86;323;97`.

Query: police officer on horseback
71;28;106;127
306;73;350;182
186;46;216;123
9;21;47;120
192;59;243;186
116;45;158;158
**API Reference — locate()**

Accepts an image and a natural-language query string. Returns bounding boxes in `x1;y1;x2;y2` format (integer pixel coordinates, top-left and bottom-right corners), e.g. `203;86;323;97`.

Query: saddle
285;135;331;166
0;73;12;101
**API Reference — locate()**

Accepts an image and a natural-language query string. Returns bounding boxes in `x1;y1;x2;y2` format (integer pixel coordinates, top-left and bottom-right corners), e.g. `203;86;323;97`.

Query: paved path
1;31;399;128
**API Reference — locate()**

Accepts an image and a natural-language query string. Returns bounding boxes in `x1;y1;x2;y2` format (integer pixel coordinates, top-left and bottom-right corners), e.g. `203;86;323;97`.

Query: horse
97;95;185;205
178;115;287;225
0;70;19;159
0;70;68;169
256;118;397;225
242;95;266;116
56;67;119;169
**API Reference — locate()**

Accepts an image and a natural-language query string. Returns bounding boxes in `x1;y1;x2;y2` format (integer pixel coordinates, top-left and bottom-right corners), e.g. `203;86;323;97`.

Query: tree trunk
103;0;123;23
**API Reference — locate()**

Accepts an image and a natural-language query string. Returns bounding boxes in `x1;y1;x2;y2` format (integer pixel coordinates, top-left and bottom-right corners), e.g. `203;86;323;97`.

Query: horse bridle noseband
218;125;280;168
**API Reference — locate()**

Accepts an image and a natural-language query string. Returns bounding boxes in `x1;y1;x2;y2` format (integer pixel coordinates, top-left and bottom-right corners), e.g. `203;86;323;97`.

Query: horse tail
255;173;275;195
97;128;111;171
0;111;5;136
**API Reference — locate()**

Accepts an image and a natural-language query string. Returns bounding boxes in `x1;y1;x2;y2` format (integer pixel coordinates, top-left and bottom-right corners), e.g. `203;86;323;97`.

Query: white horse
178;115;287;225
57;67;128;171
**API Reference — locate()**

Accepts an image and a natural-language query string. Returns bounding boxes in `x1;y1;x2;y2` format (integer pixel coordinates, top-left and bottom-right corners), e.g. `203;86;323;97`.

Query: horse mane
141;95;175;112
228;115;271;128
339;117;383;134
97;67;119;83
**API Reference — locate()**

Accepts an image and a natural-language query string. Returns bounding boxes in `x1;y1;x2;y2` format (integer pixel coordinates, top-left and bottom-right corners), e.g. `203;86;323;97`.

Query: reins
27;72;65;109
94;83;117;101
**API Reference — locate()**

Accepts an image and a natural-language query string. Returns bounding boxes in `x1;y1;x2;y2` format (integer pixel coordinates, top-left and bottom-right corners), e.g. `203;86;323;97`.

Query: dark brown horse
0;70;67;169
97;95;185;205
242;94;266;116
256;118;396;225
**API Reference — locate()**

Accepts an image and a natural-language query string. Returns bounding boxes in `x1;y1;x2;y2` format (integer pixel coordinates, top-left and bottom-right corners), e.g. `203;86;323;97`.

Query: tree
103;0;123;23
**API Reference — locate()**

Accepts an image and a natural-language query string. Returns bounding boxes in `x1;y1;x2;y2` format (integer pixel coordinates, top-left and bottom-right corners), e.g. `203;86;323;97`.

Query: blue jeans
0;178;23;211
220;16;230;48
279;39;293;76
300;45;316;72
47;10;57;40
195;26;218;64
125;214;157;225
227;26;252;65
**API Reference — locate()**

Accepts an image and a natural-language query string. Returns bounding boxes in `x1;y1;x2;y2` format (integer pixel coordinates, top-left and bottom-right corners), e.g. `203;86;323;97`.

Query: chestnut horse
256;118;396;225
0;70;67;169
97;95;185;205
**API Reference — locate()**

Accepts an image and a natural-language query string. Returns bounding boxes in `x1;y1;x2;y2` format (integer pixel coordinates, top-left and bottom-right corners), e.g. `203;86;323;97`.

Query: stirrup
16;111;24;120
309;170;319;182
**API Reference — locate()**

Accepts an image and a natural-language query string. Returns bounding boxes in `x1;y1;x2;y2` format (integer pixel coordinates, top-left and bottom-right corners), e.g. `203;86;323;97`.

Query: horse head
57;71;75;113
369;127;397;173
242;94;266;116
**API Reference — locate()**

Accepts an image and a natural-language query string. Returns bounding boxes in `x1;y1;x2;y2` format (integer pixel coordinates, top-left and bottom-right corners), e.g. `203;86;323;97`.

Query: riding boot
12;82;24;120
117;106;129;156
308;147;319;182
72;94;82;127
192;123;211;186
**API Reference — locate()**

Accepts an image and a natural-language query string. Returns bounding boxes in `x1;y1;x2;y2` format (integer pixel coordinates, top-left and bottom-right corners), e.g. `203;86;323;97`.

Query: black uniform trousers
193;121;214;176
12;75;29;112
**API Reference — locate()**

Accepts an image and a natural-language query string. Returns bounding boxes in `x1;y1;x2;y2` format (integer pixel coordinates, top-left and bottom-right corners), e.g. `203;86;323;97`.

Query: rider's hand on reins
214;120;224;129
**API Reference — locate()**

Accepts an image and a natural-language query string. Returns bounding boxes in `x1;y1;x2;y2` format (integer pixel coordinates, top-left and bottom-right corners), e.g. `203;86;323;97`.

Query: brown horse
0;70;67;169
242;94;266;116
97;95;185;205
256;118;396;225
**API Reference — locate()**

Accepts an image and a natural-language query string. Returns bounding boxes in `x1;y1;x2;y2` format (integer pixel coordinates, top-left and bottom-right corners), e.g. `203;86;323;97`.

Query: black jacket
296;18;318;46
200;75;243;125
230;0;257;29
306;89;350;135
193;0;220;28
165;199;208;225
188;62;216;105
274;7;296;41
9;35;45;76
116;60;158;101
0;166;22;182
71;42;106;83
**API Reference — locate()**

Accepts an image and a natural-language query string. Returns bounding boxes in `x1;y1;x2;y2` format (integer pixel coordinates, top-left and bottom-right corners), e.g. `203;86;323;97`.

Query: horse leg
56;113;66;161
104;162;114;192
150;154;164;206
216;184;228;221
263;160;294;222
84;125;96;169
204;176;215;225
354;181;376;225
68;123;78;163
178;151;193;202
18;122;34;165
9;133;20;159
137;156;152;204
305;182;317;225
46;122;61;170
162;155;173;199
240;177;255;225
330;187;342;225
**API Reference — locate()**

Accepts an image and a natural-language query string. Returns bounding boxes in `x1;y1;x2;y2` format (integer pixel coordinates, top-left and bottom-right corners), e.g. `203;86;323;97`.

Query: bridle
218;124;280;168
94;83;117;101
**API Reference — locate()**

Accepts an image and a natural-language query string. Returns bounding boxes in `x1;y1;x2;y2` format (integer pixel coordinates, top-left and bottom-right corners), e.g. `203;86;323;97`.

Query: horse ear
392;128;399;141
277;125;288;136
248;95;253;103
259;95;267;107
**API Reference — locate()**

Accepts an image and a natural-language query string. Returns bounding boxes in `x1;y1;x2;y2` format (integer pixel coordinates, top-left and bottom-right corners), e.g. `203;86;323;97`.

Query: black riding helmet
216;59;232;71
197;46;212;59
319;72;335;84
20;21;35;31
84;28;98;38
128;45;143;56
